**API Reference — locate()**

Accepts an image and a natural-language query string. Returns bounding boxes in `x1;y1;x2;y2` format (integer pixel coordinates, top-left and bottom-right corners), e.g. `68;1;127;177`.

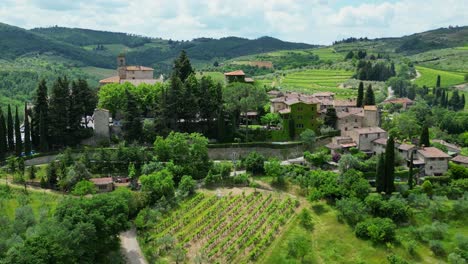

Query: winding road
120;227;147;264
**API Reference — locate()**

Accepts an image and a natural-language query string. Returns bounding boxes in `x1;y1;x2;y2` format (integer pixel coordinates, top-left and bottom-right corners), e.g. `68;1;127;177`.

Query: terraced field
143;192;298;263
414;66;466;88
257;69;355;98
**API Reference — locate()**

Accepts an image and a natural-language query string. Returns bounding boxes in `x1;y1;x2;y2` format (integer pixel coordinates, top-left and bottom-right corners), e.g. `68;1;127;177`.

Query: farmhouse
99;55;163;86
415;147;451;176
336;107;364;136
279;100;320;137
431;139;461;156
224;70;254;83
90;177;114;192
334;98;357;112
383;97;414;109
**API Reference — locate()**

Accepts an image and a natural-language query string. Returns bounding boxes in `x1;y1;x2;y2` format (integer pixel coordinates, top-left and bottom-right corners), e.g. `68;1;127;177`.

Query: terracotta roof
224;70;245;76
452;155;468;164
267;90;281;95
337;107;364;118
354;127;386;134
431;139;461;151
279;108;291;114
334;99;357;107
373;138;387;145
244;77;255;83
413;159;425;165
99;75;120;84
90;177;113;185
398;143;416;151
312;92;335;97
341;143;357;148
270;97;286;103
125;65;154;71
418;147;451;158
384;97;413;104
325;142;341;149
364;105;377;111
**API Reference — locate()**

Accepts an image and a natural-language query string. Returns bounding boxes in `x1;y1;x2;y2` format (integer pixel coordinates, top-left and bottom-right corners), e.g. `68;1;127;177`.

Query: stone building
452;155;468;168
90;177;114;192
99;55;163;86
349;127;387;152
415;147;451;176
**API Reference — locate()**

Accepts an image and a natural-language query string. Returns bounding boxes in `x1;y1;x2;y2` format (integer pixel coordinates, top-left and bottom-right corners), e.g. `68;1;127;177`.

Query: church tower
117;54;127;80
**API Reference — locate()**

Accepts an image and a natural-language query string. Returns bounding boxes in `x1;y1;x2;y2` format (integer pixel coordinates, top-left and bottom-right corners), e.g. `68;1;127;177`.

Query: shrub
429;240;446;257
448;253;466;264
232;173;249;185
387;254;409;264
405;240;418;256
242;152;265;175
422;180;433;196
449;163;468;180
414;222;448;242
336;197;369;226
354;217;396;243
71;180;97;196
407;193;430;209
178;175;196;197
298;208;314;230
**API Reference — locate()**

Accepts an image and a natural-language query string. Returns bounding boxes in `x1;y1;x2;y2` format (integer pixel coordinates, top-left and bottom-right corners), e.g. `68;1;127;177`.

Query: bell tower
117;54;126;80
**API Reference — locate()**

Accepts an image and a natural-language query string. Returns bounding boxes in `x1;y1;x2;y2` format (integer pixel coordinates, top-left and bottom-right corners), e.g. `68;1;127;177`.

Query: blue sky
0;0;467;44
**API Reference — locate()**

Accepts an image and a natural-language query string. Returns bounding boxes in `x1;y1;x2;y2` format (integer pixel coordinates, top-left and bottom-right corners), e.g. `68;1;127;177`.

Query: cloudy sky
1;0;467;44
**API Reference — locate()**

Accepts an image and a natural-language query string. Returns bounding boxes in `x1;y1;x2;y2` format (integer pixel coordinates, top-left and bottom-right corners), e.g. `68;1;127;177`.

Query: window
345;127;348;131
355;118;357;122
296;124;304;128
298;107;303;111
365;134;368;138
297;115;303;119
430;166;433;170
377;133;380;137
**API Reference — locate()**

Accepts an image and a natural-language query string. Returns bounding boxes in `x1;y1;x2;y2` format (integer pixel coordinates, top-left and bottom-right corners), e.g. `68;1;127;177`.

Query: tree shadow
311;204;328;215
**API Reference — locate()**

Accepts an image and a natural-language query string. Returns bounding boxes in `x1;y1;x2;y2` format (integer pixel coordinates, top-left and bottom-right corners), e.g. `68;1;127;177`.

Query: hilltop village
0;25;467;264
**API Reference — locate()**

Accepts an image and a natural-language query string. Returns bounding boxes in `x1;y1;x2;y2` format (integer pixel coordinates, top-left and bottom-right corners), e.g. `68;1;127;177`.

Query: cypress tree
14;106;22;156
384;136;395;194
24;103;32;155
173;50;194;82
364;84;375;105
356;82;364;107
449;90;461;111
408;152;414;190
324;107;338;128
48;77;70;147
461;94;466;110
0;109;6;160
7;105;14;151
32;79;48;148
122;89;142;142
440;89;446;107
420;125;430;147
376;153;385;193
436;75;441;88
39;111;48;152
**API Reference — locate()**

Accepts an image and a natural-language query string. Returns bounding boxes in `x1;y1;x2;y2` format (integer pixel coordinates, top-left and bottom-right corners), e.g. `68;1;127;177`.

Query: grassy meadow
196;71;225;84
414;66;466;88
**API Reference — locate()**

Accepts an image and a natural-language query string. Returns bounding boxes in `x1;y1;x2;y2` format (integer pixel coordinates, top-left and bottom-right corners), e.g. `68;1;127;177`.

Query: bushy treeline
0;185;144;263
355;60;396;81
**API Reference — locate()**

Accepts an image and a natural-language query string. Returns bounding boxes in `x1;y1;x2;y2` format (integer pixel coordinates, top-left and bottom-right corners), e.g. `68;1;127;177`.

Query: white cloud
0;0;466;44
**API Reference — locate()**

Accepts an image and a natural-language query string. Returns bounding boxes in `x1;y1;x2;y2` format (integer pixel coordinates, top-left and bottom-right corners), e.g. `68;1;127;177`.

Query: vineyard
143;191;298;263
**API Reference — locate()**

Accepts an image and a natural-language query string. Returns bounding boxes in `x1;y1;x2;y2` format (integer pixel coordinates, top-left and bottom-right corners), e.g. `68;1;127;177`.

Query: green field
139;191;297;263
414;66;466;88
257;69;355;98
410;47;468;72
0;183;62;219
196;71;225;84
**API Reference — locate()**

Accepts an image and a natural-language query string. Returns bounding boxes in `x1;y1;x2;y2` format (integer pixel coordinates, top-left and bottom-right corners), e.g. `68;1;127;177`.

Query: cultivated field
143;191;298;263
414;66;466;88
196;71;225;84
257;69;355;98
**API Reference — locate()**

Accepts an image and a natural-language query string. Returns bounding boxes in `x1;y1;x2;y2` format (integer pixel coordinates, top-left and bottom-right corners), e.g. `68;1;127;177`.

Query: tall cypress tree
420;125;430;147
408;152;414;190
173;50;194;83
461;94;466;110
0;109;7;160
7;105;14;151
364;84;375;105
324;107;338;128
122;89;142;142
48;77;70;147
39;112;48;152
436;75;441;88
356;82;364;107
384;136;395;194
32;79;48;148
24;103;32;155
14;106;22;156
376;153;385;193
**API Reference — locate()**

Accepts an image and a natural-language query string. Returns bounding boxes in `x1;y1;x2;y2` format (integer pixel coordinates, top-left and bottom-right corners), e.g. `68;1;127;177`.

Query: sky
0;0;467;44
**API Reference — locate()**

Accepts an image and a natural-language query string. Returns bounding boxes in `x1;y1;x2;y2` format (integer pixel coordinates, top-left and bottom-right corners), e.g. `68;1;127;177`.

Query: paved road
120;227;147;264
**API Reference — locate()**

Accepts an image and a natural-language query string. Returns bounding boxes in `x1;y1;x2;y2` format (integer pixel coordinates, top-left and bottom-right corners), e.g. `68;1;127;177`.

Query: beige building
349;127;387;152
99;55;163;86
325;136;357;155
90;177;114;192
363;105;379;127
334;99;357;112
336;107;364;136
416;147;451;176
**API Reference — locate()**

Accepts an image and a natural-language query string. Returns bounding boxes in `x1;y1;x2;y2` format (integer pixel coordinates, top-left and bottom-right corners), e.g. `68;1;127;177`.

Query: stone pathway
120;227;147;264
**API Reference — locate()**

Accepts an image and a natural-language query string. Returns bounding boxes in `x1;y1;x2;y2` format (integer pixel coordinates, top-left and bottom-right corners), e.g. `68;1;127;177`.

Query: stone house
372;137;387;155
349;127;387;152
333;99;357;112
382;97;414;109
280;100;320;138
415;147;451;176
224;70;254;83
336;107;364;136
90;177;114;192
397;143;417;160
325;136;356;155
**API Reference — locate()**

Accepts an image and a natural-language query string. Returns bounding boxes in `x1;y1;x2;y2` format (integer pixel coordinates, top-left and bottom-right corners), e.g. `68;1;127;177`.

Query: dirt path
120;227;147;264
411;69;421;81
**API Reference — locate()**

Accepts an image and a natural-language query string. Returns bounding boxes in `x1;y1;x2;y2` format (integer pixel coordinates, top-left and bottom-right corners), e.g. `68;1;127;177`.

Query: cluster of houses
267;90;467;177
